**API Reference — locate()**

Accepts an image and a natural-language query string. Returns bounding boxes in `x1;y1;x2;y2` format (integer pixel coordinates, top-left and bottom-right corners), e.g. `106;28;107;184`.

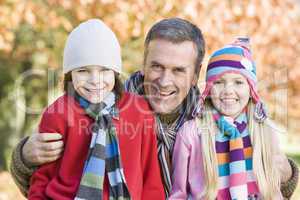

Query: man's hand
22;133;64;167
275;153;293;183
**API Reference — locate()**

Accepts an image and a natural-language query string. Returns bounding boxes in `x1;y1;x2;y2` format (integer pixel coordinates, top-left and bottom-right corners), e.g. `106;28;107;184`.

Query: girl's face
210;72;250;118
71;65;115;103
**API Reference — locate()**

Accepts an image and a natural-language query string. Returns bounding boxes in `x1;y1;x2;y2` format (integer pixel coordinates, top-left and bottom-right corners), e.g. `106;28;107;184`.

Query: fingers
22;132;64;166
37;133;63;142
34;150;63;164
40;140;64;151
274;154;293;183
26;141;64;165
42;148;64;157
42;155;62;163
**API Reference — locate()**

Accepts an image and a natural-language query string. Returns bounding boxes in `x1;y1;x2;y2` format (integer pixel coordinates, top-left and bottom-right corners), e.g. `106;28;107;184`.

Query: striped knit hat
193;37;267;121
202;37;259;103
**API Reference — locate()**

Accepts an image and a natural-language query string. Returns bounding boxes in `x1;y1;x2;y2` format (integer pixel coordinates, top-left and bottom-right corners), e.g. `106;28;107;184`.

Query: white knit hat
63;19;122;74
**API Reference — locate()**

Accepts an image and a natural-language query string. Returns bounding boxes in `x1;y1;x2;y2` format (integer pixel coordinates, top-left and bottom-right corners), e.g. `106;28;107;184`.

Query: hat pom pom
232;36;251;50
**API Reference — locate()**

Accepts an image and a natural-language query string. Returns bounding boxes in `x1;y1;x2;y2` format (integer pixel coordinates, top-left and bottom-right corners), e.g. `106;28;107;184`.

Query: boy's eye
101;68;111;72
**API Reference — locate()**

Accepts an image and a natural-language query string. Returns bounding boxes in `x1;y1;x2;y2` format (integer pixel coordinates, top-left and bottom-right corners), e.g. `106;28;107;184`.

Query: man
124;18;204;195
11;18;298;198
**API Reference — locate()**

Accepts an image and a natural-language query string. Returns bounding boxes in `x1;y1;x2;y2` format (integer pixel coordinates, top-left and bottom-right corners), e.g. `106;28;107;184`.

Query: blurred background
0;0;299;199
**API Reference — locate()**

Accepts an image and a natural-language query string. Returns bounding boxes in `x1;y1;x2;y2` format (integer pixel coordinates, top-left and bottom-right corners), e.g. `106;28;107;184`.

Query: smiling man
143;39;198;114
11;18;298;199
124;18;205;195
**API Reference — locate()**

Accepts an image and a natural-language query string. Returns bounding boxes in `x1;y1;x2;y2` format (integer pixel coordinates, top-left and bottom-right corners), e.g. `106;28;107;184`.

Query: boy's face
210;72;250;118
143;39;198;114
71;65;115;103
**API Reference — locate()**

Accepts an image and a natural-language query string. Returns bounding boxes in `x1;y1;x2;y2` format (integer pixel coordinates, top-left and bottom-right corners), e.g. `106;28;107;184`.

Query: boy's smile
71;65;115;103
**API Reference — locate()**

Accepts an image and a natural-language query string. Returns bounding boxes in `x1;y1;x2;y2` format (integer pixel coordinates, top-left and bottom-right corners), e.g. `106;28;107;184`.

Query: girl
28;19;165;200
169;38;290;199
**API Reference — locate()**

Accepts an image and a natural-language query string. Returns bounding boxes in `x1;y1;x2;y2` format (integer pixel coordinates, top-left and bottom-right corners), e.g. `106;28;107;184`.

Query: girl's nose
223;82;234;95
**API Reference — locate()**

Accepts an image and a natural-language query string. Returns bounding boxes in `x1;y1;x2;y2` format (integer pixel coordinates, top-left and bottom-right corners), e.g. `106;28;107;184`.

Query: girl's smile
210;72;250;118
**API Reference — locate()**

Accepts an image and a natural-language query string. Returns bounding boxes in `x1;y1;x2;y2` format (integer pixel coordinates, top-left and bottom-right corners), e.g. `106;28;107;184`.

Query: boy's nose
89;72;103;84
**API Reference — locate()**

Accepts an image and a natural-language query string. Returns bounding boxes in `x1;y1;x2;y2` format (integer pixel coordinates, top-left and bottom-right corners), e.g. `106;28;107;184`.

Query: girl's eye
77;69;87;73
235;80;244;85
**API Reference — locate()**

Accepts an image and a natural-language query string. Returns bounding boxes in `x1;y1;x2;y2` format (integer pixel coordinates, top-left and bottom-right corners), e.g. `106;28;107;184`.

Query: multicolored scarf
124;71;200;196
213;109;260;200
74;91;131;200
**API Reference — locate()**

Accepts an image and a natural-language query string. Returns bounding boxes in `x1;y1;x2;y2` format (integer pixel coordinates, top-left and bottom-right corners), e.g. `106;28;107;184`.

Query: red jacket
28;92;165;200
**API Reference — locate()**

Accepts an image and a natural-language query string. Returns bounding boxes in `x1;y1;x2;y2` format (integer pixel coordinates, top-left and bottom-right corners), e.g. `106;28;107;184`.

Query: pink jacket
169;119;283;200
169;119;206;200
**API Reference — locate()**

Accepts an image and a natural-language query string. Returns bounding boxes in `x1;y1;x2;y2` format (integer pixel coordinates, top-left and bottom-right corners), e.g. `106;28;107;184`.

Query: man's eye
174;68;185;73
151;64;162;69
214;80;223;84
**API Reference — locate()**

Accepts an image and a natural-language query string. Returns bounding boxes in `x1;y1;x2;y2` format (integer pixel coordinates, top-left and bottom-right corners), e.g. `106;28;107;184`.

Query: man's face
143;39;198;114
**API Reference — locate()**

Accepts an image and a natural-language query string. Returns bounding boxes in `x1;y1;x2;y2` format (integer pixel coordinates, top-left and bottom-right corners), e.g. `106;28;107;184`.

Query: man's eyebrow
149;61;189;69
150;61;163;66
173;65;188;69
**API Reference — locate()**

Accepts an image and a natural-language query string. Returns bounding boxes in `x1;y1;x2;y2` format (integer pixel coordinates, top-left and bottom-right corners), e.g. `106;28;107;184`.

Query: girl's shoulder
177;119;201;144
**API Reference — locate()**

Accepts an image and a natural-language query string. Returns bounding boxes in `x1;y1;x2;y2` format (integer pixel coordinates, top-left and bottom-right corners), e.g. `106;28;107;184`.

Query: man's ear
192;63;202;86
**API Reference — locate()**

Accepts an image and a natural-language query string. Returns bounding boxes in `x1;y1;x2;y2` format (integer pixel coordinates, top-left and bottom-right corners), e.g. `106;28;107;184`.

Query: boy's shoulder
118;92;152;111
42;93;79;116
44;92;69;107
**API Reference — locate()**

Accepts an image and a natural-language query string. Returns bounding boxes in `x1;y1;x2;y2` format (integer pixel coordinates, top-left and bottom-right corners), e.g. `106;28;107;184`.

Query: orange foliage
0;0;299;132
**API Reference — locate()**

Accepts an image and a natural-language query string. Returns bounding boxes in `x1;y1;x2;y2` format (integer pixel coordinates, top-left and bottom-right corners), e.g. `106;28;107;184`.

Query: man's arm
280;158;299;200
10;133;63;197
10;136;35;196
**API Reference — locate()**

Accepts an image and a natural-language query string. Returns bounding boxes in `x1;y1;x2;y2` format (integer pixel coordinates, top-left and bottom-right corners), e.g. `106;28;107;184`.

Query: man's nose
157;70;173;87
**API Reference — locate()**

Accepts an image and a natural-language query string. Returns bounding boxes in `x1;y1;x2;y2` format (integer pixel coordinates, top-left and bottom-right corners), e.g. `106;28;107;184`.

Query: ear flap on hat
254;101;268;123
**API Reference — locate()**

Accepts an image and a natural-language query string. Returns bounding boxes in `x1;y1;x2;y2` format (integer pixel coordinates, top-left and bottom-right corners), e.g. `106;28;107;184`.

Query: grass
289;154;300;165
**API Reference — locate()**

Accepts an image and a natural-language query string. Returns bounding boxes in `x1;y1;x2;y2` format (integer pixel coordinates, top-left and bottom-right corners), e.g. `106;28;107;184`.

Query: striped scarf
213;109;260;200
74;92;130;200
124;71;200;196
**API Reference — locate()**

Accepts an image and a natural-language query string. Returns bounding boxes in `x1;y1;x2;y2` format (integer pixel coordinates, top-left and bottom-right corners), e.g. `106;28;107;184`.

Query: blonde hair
198;100;282;200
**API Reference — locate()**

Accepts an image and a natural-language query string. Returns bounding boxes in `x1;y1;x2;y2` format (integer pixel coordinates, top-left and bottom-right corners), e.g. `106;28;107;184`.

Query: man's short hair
144;18;205;75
